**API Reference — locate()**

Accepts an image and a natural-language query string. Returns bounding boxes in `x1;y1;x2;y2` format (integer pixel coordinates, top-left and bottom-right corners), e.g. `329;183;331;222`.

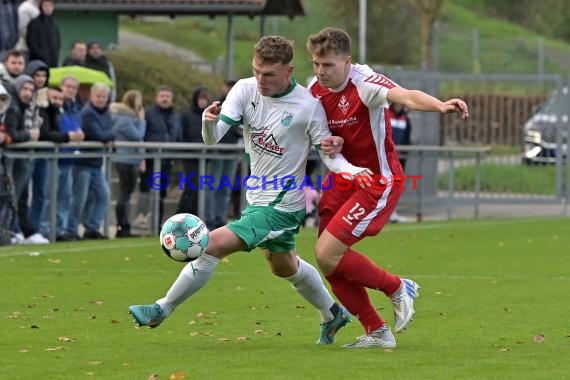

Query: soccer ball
160;213;209;262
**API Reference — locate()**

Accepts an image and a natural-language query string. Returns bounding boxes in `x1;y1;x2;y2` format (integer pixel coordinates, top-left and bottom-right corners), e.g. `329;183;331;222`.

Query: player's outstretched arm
388;87;469;119
202;101;231;145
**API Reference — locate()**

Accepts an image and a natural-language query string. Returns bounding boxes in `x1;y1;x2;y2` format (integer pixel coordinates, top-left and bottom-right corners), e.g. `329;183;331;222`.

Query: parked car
522;86;569;164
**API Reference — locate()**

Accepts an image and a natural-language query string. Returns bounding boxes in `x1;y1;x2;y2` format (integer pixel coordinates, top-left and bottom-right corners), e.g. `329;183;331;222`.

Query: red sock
326;270;384;334
337;249;401;296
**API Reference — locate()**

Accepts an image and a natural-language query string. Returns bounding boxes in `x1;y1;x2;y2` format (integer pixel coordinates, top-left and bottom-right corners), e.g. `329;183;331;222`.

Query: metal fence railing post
151;150;162;235
474;150;482;219
104;145;112;238
49;147;58;243
447;150;455;220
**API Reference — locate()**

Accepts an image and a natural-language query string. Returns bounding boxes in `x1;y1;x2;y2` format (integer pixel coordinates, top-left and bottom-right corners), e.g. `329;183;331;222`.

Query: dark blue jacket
77;102;115;168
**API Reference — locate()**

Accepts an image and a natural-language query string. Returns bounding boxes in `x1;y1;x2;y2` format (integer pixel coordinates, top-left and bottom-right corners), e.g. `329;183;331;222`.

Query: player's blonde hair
306;27;351;57
254;35;294;65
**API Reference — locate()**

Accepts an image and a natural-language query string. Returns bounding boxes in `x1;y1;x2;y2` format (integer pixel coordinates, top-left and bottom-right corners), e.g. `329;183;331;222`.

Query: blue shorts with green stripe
226;205;306;253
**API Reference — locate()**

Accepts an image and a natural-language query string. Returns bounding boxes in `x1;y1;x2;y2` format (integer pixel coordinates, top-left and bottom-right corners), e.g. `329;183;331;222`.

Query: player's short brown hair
306;27;351;57
253;36;294;65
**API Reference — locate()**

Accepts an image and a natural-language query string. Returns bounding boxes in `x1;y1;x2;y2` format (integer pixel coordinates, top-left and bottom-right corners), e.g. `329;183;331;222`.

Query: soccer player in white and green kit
129;35;370;345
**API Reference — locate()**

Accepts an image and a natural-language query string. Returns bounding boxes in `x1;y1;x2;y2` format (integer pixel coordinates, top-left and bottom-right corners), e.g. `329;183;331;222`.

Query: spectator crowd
0;0;245;245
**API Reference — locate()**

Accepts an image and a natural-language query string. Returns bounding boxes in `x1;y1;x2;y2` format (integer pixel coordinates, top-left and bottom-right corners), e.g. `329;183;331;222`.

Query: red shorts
318;174;404;246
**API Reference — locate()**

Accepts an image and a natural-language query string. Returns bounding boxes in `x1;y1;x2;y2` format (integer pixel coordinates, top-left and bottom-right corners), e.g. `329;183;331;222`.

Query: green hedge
108;50;224;111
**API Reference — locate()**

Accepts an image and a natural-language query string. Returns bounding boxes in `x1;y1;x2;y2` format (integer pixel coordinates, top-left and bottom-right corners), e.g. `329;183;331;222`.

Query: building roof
55;0;305;18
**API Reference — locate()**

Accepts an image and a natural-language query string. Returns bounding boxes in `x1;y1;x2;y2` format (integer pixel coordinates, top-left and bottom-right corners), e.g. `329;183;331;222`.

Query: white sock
156;253;220;316
285;257;336;322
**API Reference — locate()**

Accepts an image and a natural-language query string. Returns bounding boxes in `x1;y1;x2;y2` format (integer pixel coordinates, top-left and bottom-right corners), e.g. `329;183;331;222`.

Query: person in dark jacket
84;40;116;101
62;40;87;67
4;75;39;243
22;59;51;240
26;0;60;68
177;87;210;217
69;83;115;240
133;85;181;230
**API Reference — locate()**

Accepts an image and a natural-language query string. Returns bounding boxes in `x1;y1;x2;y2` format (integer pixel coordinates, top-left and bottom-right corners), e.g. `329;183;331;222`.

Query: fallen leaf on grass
45;346;67;352
254;329;264;334
18;349;29;353
88;361;103;365
515;340;525;344
169;371;186;379
189;332;201;336
89;300;104;305
533;334;545;343
499;348;511;352
237;336;249;341
43;294;55;298
218;338;230;342
110;319;120;324
58;336;75;342
48;259;61;264
383;348;393;353
147;374;159;380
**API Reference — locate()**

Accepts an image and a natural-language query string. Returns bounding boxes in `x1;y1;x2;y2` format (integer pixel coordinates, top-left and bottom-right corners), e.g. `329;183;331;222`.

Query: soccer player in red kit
306;27;469;348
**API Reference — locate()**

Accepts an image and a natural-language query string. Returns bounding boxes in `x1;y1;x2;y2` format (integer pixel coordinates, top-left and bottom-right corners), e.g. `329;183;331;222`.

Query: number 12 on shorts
342;202;365;226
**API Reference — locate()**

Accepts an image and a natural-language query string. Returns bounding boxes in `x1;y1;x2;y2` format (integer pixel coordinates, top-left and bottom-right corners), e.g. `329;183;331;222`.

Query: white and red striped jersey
309;64;404;179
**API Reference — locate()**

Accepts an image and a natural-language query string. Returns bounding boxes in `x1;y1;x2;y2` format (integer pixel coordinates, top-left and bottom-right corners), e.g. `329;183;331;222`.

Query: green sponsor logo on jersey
281;112;294;127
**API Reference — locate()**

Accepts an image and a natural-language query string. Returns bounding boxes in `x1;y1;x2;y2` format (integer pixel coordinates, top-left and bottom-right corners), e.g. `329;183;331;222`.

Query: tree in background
406;0;444;70
329;0;419;66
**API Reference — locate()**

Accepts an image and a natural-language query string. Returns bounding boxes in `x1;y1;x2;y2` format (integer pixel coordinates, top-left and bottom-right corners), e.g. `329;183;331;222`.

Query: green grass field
438;163;559;194
2;218;569;379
